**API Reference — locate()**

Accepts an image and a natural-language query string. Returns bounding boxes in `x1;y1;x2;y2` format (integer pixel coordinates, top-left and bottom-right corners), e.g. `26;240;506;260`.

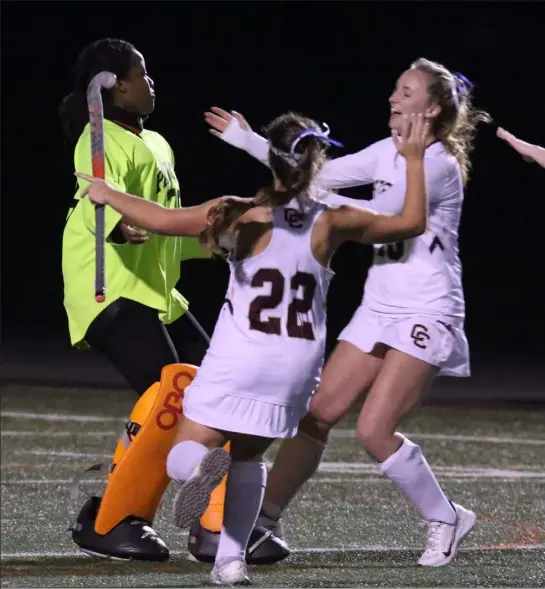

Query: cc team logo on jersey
284;208;304;228
372;180;393;198
410;324;430;349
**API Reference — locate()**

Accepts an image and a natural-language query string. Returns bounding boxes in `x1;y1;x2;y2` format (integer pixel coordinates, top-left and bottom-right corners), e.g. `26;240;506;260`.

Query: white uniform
183;199;334;438
237;131;470;377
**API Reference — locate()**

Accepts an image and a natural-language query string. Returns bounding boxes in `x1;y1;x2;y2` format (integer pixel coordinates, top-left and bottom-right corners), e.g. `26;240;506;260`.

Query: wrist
221;119;249;150
103;186;118;204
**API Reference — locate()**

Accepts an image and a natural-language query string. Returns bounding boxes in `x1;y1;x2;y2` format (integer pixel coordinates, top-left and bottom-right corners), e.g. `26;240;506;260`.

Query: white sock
380;434;456;525
216;461;267;564
261;431;325;518
166;440;208;483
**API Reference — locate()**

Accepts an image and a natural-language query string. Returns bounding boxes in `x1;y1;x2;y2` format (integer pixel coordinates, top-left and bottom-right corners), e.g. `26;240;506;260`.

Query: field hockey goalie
69;363;289;564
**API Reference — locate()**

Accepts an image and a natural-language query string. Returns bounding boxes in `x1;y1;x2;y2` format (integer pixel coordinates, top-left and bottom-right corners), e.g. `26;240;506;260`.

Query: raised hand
392;113;430;160
204;107;251;138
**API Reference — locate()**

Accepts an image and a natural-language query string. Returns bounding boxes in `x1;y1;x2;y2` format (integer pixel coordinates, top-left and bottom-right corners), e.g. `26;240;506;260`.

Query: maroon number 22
248;268;317;341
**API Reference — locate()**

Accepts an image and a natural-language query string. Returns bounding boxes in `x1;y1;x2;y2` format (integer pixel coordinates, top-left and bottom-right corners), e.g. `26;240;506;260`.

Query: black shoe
187;520;290;565
256;511;286;540
70;496;169;562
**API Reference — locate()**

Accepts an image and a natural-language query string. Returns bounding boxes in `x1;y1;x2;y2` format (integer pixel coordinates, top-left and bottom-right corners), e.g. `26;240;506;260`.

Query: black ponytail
59;38;136;146
59;90;89;146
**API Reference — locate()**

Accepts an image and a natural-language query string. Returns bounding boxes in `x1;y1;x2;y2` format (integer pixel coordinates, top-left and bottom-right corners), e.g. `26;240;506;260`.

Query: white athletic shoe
172;448;231;529
418;503;476;567
210;558;251;586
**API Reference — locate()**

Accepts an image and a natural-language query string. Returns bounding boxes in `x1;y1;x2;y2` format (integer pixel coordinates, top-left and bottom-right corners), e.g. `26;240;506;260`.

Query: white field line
1;478;106;485
2;544;544;561
3;476;543;487
3;461;545;486
7;449;545;480
13;450;111;459
1;431;118;437
330;429;545;446
3;414;544;446
1;411;124;423
309;462;545;479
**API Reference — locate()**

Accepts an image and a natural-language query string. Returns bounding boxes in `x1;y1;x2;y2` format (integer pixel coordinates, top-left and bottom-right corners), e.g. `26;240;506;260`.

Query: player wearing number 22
79;108;430;585
207;57;491;568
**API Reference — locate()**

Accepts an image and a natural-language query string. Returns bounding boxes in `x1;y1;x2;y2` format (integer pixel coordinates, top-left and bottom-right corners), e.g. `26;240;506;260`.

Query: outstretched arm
76;172;230;237
205;107;379;189
205;107;270;166
497;127;545;168
328;114;429;245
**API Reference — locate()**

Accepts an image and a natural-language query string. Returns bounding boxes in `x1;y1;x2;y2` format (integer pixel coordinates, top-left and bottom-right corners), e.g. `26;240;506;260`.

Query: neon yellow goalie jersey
62;120;207;347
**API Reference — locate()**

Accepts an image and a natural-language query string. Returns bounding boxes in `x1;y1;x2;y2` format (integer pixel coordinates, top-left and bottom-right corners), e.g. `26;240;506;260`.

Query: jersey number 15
249;268;317;341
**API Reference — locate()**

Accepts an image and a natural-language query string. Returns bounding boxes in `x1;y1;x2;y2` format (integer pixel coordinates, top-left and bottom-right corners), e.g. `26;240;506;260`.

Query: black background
1;1;544;388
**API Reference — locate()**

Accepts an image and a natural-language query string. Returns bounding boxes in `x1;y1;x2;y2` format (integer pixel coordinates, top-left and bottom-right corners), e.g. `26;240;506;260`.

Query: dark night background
1;1;544;399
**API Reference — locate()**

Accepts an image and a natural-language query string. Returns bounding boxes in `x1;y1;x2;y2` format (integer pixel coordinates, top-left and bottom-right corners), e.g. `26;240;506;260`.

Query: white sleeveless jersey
190;199;334;408
321;138;466;321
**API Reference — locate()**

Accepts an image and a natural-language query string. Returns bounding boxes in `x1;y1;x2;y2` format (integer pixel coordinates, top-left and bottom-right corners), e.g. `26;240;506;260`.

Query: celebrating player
205;58;491;567
60;37;229;562
78;109;430;584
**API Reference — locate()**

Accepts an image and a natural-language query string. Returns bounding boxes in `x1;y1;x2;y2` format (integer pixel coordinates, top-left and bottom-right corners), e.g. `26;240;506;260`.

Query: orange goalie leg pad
94;363;197;535
199;441;230;533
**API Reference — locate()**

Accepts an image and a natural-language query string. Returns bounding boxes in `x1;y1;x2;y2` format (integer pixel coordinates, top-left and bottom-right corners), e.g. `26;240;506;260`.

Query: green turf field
1;384;544;587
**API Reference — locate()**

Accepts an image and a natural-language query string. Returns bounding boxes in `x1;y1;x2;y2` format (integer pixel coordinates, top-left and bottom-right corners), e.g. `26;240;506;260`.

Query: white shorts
183;384;311;439
338;305;470;377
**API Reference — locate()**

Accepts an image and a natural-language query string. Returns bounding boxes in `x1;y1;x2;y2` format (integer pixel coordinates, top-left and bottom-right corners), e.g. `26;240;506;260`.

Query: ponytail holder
452;72;474;108
270;122;344;167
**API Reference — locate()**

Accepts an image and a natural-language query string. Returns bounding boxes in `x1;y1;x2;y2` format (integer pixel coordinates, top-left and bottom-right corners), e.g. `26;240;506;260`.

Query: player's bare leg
357;348;476;566
259;342;385;533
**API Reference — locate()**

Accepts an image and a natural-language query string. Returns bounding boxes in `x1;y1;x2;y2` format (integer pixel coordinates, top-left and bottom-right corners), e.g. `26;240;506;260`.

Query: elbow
406;220;426;238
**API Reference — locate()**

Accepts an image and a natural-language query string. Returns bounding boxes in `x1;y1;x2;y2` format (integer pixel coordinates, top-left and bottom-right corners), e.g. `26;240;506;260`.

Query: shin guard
94;363;197;535
199;442;230;533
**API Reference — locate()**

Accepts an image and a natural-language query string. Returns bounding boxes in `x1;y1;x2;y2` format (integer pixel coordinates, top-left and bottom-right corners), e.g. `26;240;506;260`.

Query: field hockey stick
86;71;117;303
186;310;211;345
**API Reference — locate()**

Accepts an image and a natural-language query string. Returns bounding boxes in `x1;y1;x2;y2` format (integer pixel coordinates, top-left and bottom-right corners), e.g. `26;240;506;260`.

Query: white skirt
183;384;311;439
339;304;470;377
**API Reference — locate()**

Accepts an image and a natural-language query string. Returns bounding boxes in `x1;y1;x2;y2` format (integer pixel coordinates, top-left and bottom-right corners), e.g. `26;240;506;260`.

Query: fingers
401;114;411;142
231;110;249;130
210;106;232;120
75;172;94;182
497;127;519;147
421;119;430;142
125;227;147;238
393;113;429;158
412;113;428;142
131;234;148;243
121;224;148;243
391;129;401;151
205;111;229;132
406;113;428;143
127;235;148;244
496;127;515;142
209;129;222;138
497;127;534;158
